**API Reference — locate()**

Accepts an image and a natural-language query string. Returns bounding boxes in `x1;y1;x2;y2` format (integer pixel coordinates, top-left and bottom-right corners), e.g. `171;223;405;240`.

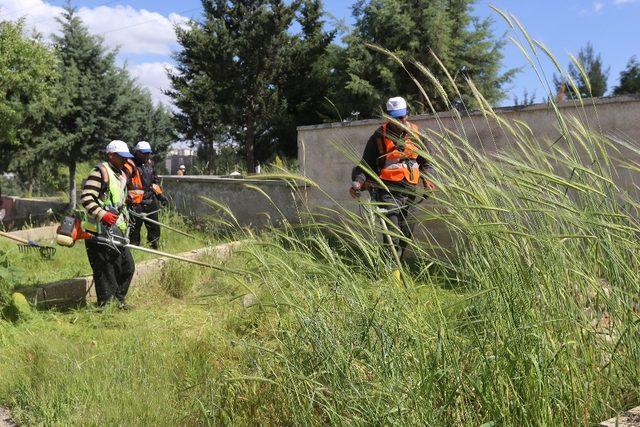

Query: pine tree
553;42;610;99
169;0;298;171
613;56;640;96
48;5;126;208
271;0;337;157
343;0;514;117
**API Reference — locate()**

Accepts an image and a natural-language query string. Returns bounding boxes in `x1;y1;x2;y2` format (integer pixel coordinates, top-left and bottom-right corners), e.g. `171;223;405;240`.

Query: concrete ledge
17;241;242;309
0;196;66;229
600;406;640;427
8;225;57;242
296;95;640;131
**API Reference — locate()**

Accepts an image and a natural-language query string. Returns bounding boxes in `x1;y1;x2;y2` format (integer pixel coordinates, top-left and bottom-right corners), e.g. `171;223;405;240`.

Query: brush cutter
0;230;57;259
55;216;221;270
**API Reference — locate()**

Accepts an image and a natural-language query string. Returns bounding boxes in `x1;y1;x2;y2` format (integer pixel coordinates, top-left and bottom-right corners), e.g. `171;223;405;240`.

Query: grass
0;209;217;285
1;12;640;425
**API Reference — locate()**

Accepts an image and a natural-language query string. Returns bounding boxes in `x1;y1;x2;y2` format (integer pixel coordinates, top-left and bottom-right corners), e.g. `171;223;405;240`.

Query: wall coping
296;95;640;131
160;175;301;187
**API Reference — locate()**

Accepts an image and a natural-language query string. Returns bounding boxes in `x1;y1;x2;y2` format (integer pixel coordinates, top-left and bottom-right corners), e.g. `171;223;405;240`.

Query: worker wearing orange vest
350;97;436;259
126;141;167;249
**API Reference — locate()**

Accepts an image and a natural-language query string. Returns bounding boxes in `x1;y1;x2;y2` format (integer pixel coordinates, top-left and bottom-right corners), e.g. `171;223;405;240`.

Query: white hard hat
386;96;408;118
179;165;186;169
135;141;152;153
106;140;133;158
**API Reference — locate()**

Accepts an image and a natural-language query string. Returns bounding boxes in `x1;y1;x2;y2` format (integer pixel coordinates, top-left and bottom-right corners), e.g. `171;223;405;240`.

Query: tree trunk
246;116;256;173
68;161;77;211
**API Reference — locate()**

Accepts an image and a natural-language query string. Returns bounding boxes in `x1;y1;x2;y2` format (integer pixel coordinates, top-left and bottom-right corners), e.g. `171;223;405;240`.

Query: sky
1;0;639;108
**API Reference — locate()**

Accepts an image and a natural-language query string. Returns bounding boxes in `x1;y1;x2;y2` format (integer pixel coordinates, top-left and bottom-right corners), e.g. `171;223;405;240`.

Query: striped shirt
80;163;129;222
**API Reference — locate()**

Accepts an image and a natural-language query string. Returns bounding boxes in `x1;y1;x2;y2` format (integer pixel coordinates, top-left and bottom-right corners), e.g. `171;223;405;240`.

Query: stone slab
17;241;242;309
8;225;57;242
601;406;640;427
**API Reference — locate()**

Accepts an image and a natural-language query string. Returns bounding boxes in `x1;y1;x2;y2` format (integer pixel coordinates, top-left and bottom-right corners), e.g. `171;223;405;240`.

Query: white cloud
129;62;176;107
593;2;605;12
614;0;636;4
0;0;189;55
0;0;190;106
78;6;188;55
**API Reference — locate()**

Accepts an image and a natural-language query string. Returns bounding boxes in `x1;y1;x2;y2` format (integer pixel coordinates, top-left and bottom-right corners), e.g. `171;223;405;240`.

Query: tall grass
191;10;640;424
0;10;639;425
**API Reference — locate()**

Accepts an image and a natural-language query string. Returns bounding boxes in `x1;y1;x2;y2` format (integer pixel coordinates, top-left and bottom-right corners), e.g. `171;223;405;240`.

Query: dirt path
0;406;17;427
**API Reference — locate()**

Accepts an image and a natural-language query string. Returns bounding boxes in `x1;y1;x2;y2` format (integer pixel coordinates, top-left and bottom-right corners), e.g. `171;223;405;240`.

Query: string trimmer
0;230;57;259
55;216;222;270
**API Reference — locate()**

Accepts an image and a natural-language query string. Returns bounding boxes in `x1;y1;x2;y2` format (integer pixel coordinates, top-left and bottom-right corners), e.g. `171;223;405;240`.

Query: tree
513;89;536;107
342;0;515;117
113;71;176;161
170;0;298;171
48;5;132;209
271;0;337;158
0;20;59;194
553;42;609;99
613;56;640;96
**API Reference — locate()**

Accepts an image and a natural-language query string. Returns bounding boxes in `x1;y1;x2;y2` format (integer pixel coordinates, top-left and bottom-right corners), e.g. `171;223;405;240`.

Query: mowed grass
0;210;216;285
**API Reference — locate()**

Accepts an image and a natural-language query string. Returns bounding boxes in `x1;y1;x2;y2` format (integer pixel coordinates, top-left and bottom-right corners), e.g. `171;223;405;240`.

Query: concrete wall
297;96;640;249
0;196;67;230
161;176;302;228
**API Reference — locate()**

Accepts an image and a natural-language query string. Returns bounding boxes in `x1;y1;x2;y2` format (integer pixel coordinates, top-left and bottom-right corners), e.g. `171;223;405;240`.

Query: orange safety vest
124;160;145;204
377;122;421;185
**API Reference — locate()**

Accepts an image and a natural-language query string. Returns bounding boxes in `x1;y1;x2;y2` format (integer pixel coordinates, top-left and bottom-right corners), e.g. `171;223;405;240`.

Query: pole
129;211;203;242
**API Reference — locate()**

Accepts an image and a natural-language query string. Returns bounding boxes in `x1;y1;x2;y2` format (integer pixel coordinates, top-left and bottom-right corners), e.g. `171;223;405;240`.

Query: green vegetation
0;210;216;285
0;6;639;426
613;56;640;96
0;7;174;201
2;46;640;421
553;42;610;99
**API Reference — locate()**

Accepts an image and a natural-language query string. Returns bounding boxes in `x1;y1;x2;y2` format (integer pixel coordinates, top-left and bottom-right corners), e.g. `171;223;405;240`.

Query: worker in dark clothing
126;141;168;250
350;97;437;259
80;140;135;308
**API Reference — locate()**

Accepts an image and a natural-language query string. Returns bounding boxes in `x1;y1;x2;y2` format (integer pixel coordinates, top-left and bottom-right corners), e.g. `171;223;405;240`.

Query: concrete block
19;241;243;308
8;225;58;242
600;406;640;427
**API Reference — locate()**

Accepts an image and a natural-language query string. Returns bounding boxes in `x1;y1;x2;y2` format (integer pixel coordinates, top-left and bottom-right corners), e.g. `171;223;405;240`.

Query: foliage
613;56;640;96
553;42;609;99
44;6;127;208
169;0;337;169
342;0;515;117
0;20;59;195
0;250;22;306
513;88;536;106
270;0;338;158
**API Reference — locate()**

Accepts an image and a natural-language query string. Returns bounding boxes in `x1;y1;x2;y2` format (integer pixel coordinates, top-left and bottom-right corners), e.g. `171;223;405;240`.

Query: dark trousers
374;189;417;259
129;202;161;249
85;239;135;306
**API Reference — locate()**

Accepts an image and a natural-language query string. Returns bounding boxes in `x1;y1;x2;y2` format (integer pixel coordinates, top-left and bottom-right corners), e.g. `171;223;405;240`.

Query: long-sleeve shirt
80;163;129;222
351;124;433;187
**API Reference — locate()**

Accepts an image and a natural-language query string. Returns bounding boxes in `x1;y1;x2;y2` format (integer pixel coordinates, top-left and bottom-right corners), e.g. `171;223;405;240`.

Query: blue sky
2;0;639;107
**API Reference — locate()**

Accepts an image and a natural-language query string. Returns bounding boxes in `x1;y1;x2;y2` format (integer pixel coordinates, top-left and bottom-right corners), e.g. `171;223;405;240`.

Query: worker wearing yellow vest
80;140;135;308
350;97;436;259
126;141;167;249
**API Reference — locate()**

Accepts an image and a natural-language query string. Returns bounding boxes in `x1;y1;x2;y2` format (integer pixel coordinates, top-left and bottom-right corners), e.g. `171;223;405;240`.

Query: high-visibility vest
82;162;129;235
377;122;421;185
126;161;145;204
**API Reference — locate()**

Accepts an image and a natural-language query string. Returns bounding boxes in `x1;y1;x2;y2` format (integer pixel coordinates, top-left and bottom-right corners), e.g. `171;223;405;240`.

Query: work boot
118;301;134;310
